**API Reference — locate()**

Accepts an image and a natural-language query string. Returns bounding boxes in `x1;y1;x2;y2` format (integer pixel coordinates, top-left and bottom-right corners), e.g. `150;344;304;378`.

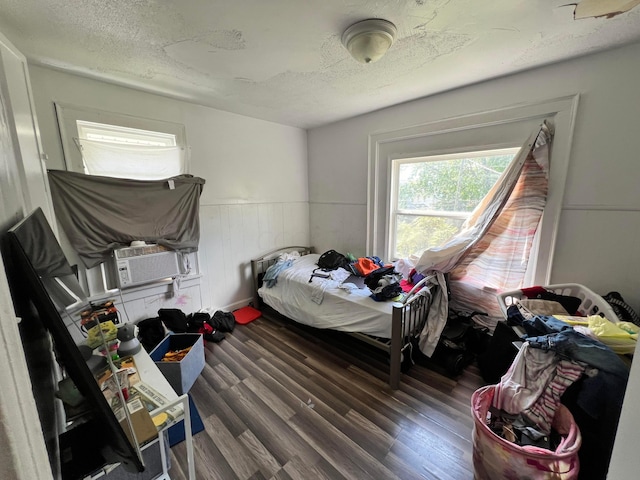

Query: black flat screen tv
3;207;144;477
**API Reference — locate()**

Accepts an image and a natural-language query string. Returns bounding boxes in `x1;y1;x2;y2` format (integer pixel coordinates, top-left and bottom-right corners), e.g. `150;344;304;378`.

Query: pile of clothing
487;404;563;450
502;296;633;480
489;341;587;449
262;250;301;287
512;287;639;355
137;307;236;351
311;250;404;302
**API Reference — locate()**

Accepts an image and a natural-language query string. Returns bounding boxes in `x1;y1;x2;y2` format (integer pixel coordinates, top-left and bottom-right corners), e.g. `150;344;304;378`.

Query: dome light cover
341;19;397;64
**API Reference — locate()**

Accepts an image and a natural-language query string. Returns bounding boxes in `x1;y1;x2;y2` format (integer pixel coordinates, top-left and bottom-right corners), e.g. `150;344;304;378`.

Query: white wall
308;41;640;478
28;66;309;314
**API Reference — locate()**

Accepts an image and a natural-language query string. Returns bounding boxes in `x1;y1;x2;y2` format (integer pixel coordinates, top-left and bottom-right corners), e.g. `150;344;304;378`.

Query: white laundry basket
497;283;620;322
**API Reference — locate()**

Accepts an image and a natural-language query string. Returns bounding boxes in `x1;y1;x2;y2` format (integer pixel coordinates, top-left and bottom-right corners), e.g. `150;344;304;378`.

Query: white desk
88;349;196;480
132;348;195;480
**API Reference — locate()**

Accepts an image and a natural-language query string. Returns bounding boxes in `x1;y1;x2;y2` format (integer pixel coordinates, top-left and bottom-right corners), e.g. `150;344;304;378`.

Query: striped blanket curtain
416;122;552;355
448;126;551;330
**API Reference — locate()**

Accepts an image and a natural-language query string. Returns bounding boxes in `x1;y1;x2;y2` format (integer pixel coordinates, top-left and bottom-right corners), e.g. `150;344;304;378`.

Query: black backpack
364;266;396;290
317;249;350;271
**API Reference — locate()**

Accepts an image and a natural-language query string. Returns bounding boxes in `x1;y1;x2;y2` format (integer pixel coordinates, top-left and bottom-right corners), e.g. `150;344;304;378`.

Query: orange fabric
355;258;381;276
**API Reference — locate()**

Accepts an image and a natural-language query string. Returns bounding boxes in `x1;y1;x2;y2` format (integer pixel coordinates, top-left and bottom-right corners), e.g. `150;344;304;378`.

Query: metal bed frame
250;246;433;389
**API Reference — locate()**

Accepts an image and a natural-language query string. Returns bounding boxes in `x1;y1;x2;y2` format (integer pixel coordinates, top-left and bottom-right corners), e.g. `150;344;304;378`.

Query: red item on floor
233;306;261;325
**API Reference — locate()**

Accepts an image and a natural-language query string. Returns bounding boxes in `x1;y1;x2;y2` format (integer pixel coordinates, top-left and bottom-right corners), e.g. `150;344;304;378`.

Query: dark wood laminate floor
168;313;485;480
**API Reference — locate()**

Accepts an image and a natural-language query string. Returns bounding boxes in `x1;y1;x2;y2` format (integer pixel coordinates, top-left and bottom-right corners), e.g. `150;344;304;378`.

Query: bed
251;246;433;389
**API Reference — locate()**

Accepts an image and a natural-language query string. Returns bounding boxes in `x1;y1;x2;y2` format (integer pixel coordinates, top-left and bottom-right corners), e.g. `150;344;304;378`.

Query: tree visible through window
391;148;518;259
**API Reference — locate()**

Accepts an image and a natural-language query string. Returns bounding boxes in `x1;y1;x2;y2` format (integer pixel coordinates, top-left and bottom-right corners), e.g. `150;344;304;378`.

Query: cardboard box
113;396;158;446
149;333;205;394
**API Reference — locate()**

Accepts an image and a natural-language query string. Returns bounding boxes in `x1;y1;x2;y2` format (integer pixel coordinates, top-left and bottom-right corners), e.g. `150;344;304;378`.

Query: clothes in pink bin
492;343;586;434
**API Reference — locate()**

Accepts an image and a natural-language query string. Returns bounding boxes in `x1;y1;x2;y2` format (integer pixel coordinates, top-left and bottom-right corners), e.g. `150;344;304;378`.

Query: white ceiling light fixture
341;18;397;64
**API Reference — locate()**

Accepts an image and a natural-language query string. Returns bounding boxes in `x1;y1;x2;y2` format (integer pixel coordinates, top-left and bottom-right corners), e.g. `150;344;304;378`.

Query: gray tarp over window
48;170;205;269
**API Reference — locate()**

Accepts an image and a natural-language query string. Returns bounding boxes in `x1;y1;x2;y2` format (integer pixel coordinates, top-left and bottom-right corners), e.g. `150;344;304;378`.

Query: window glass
391;148;518;258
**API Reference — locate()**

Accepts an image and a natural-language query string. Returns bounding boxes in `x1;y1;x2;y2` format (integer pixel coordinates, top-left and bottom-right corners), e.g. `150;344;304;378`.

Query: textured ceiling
1;0;639;128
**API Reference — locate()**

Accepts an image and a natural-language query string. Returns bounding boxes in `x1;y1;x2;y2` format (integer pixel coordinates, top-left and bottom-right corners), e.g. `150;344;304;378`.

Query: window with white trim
368;96;579;286
54;103;188;178
390;148;518;258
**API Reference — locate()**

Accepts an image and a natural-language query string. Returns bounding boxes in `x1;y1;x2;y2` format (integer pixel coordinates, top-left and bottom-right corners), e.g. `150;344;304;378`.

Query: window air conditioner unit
113;244;180;288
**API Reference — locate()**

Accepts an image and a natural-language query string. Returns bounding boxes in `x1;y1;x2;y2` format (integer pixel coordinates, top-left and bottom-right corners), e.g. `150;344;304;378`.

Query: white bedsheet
258;254;401;338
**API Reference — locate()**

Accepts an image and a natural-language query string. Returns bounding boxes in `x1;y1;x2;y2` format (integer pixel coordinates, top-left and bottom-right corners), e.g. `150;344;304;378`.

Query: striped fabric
448;125;550;328
522;359;586;434
414;122;552;354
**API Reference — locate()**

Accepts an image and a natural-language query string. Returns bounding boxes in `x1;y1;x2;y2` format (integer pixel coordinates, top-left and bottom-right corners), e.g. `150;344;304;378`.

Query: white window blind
76;121;185;180
78;139;185;180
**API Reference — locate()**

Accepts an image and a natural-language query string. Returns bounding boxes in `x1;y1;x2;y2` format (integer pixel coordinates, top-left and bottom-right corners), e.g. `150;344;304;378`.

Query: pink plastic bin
471;385;581;480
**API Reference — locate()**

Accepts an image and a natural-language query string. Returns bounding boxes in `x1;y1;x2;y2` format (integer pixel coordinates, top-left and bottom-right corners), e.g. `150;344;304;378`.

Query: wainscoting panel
198;202;309;313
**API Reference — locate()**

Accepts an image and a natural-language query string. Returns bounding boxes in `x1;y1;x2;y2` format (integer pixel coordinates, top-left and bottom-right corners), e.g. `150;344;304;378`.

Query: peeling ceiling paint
574;0;640;19
0;0;639;128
